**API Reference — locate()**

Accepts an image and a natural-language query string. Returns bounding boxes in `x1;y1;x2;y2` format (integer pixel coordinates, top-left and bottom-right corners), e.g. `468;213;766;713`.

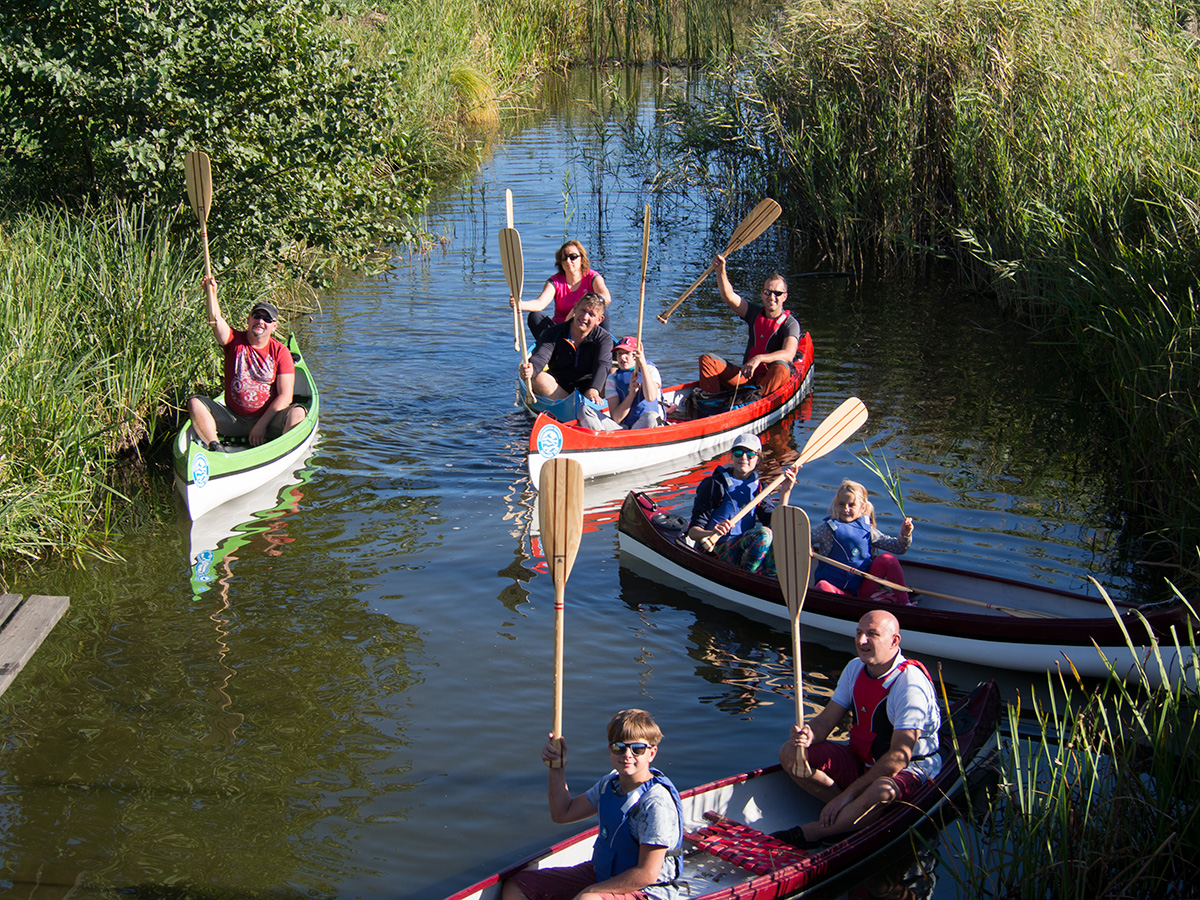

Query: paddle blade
183;151;212;224
539;458;584;584
775;506;812;619
797;397;868;466
724;198;782;255
499;227;524;304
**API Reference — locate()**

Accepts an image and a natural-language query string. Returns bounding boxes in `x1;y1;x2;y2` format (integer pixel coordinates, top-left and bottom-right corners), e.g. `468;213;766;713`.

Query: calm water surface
1;71;1126;899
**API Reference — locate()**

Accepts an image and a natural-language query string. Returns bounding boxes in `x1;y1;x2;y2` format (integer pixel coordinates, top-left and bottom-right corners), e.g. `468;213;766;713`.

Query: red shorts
506;861;651;900
807;742;926;800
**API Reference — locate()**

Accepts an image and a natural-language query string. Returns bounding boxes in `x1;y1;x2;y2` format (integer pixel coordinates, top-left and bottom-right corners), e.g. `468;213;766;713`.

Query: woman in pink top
513;240;612;342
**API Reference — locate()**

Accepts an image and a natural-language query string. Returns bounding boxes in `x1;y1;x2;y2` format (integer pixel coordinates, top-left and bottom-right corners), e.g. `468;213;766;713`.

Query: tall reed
664;0;1200;577
939;590;1199;898
0;204;230;579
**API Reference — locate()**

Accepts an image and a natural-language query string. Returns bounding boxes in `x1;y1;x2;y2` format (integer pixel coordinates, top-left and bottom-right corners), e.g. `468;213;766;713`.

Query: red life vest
745;309;791;361
847;658;933;765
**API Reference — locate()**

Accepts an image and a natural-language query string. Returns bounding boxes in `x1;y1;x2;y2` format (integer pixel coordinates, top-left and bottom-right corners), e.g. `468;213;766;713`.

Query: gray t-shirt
585;775;683;900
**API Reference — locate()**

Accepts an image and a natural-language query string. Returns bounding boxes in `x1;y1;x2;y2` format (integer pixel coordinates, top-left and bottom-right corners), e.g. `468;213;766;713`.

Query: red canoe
443;680;1001;900
527;334;815;484
617;490;1199;686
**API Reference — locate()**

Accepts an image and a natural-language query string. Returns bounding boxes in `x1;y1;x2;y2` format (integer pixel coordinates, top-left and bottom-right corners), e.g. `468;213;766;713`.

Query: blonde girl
811;479;915;604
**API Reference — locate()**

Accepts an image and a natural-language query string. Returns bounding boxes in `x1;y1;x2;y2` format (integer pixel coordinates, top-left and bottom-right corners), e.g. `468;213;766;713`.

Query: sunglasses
251;311;275;323
762;289;786;298
562;253;582;261
731;448;758;458
609;741;651;756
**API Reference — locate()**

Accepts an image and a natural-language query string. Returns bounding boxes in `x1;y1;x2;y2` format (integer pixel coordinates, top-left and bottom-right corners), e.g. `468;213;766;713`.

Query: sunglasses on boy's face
609;741;651;756
731;448;758;459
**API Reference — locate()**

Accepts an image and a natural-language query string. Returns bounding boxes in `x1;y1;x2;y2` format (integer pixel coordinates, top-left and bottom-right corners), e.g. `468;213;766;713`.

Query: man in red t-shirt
186;276;306;451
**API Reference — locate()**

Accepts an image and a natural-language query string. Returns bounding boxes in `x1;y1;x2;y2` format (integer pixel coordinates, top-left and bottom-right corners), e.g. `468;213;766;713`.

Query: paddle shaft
810;552;1059;618
774;506;813;778
657;199;782;323
539;458;584;767
636;204;650;350
507;190;520;353
700;397;869;552
500;191;533;400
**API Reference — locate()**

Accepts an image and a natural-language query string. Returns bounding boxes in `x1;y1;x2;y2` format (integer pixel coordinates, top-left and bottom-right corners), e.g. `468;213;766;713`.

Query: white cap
731;433;762;453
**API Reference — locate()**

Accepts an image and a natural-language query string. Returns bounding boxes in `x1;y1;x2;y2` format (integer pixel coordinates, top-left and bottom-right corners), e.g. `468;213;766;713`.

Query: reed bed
663;0;1200;577
0;204;239;579
939;591;1199;898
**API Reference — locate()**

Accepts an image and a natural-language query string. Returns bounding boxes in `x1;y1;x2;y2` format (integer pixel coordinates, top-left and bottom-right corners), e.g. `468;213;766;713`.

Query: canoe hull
444;681;1001;900
617;492;1198;686
527;335;815;484
173;334;320;520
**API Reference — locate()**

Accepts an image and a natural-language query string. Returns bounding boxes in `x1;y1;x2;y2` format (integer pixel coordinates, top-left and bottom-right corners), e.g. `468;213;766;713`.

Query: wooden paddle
500;190;533;401
183;151;213;279
810;552;1061;618
700;396;869;552
775;505;813;778
657;198;783;323
505;190;521;352
636;203;650;350
539;457;584;767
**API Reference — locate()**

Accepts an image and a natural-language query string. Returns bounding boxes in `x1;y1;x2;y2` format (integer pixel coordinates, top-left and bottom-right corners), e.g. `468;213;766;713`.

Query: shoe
770;826;822;850
208;440;225;453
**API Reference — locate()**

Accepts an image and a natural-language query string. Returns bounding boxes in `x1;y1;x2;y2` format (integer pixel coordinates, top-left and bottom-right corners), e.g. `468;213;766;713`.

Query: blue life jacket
611;364;664;425
813;515;873;591
592;769;683;884
711;468;760;541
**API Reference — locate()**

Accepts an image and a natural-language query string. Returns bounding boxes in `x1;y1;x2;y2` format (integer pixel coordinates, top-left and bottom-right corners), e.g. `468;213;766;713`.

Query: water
0;70;1125;899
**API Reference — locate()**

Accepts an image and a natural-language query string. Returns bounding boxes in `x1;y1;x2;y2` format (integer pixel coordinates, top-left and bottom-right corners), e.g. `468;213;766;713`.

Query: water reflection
185;452;320;595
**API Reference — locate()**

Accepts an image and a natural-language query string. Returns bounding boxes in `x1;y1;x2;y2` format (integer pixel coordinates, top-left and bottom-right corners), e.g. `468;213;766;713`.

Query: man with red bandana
696;253;801;396
773;609;941;849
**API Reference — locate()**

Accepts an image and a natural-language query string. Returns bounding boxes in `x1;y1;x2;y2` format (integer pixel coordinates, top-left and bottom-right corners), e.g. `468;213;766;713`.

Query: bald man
775;610;941;848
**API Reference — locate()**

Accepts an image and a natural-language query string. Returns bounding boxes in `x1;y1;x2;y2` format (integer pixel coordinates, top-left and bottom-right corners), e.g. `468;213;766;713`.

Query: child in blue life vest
812;479;915;604
501;709;685;900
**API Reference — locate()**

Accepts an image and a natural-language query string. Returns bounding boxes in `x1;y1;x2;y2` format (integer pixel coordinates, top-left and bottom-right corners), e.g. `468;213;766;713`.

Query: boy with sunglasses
186;275;307;452
686;433;797;577
502;709;685;900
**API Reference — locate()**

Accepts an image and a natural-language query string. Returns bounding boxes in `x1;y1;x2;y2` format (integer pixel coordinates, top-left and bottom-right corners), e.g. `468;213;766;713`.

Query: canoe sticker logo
193;453;210;488
536;424;564;459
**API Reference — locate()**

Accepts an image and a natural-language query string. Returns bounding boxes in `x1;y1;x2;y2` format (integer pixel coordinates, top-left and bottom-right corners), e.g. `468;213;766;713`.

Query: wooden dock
0;594;69;699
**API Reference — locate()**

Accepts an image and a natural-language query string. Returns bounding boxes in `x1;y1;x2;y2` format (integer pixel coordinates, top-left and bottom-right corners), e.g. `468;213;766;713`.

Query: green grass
938;589;1199;898
0;203;298;581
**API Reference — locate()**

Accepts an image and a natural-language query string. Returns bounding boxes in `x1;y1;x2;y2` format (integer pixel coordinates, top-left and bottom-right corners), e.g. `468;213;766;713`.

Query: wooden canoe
444;680;1001;900
526;334;815;484
173;333;320;520
616;491;1198;686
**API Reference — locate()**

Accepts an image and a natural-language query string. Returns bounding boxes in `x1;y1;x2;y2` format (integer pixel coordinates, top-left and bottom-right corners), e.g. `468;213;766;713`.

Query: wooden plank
0;594;22;625
0;595;69;698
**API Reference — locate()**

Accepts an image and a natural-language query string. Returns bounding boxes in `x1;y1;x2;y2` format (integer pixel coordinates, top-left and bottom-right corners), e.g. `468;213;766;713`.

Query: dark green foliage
0;0;432;276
